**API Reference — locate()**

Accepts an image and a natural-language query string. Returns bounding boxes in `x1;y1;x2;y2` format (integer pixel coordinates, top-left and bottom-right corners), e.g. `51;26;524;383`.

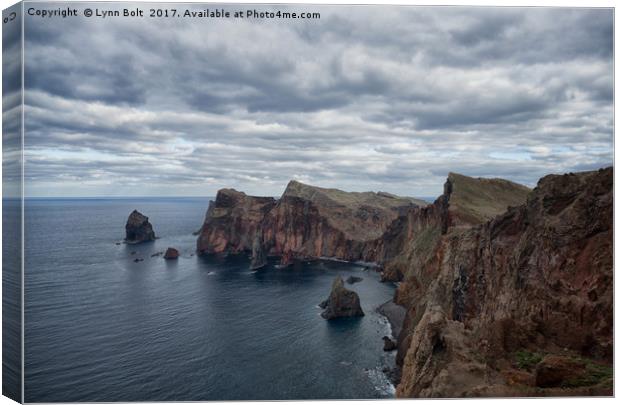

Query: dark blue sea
23;198;398;402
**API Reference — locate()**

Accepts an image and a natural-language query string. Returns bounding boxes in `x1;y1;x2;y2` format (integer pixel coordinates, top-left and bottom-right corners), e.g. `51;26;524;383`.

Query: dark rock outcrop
163;247;179;260
377;300;407;338
534;355;586;388
383;366;402;386
320;277;364;319
125;210;156;244
346;276;363;284
383;336;397;351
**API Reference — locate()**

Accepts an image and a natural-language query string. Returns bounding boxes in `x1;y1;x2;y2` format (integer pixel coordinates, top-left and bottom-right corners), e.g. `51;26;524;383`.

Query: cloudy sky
21;4;613;198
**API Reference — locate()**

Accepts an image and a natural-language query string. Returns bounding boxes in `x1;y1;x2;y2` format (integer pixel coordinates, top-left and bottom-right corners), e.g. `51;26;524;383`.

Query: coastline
377;299;406;339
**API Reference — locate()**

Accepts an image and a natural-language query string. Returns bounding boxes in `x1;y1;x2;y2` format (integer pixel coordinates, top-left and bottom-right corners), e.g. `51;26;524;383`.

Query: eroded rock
383;336;397;351
164;247;179;260
394;168;612;398
346;276;363;284
320;277;364;319
535;355;586;388
125;210;156;244
196;181;426;265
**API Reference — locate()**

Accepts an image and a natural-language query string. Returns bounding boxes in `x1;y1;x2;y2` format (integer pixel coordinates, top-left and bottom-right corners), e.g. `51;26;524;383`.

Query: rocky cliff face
393;168;613;397
196;180;426;265
379;173;531;283
196;189;276;255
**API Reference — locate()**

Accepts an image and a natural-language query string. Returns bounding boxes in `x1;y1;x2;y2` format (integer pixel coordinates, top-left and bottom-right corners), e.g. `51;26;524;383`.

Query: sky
19;4;613;198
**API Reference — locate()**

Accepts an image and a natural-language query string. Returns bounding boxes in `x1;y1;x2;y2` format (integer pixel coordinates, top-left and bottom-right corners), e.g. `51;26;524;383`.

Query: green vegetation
284;180;427;209
563;358;613;388
412;226;441;259
447;172;531;225
400;225;442;279
513;350;613;389
514;350;543;370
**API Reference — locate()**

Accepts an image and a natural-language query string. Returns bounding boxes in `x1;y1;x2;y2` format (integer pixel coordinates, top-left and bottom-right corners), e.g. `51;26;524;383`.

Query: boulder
534;355;586;388
125;210;155;244
320;276;364;319
383;336;397;351
346;275;363;284
163;247;179;260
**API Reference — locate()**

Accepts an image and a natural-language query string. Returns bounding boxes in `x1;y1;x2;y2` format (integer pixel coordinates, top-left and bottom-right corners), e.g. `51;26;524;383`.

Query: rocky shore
377;300;406;339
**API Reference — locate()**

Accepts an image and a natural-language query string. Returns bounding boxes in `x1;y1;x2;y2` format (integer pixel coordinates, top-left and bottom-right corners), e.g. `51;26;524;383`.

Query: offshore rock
346;276;363;284
163;247;179;260
125;210;156;244
320;277;364;319
383;336;398;351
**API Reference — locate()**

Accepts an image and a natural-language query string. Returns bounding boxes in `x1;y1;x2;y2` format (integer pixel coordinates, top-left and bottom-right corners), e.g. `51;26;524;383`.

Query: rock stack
125;210;156;244
319;276;364;319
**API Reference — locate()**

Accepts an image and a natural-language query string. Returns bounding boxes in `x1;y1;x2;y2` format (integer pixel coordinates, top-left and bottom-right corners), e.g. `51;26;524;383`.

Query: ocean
22;198;397;401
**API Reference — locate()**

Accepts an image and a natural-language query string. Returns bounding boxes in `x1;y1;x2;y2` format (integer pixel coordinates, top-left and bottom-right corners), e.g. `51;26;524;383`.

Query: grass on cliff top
564;358;613;389
448;172;531;224
513;350;613;389
283;180;428;209
515;350;544;371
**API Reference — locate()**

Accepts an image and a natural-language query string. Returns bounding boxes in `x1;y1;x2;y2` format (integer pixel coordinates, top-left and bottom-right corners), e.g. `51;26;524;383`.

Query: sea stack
250;234;267;270
125;210;156;244
319;276;364;319
163;247;179;260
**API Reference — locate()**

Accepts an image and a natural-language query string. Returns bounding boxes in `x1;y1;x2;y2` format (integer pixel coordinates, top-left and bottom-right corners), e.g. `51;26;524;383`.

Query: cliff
393;168;613;397
196;180;427;265
196;189;276;255
379;173;531;283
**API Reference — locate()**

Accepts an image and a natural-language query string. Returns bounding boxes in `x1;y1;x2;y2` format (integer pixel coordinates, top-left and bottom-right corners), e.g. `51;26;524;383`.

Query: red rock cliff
196;180;427;265
393;167;613;397
196;188;276;255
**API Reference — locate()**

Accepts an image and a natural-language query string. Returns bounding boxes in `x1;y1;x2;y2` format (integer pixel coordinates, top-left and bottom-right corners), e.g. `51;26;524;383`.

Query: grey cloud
21;4;613;197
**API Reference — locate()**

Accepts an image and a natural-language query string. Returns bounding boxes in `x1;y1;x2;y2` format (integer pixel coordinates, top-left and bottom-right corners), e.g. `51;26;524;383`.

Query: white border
0;2;616;405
